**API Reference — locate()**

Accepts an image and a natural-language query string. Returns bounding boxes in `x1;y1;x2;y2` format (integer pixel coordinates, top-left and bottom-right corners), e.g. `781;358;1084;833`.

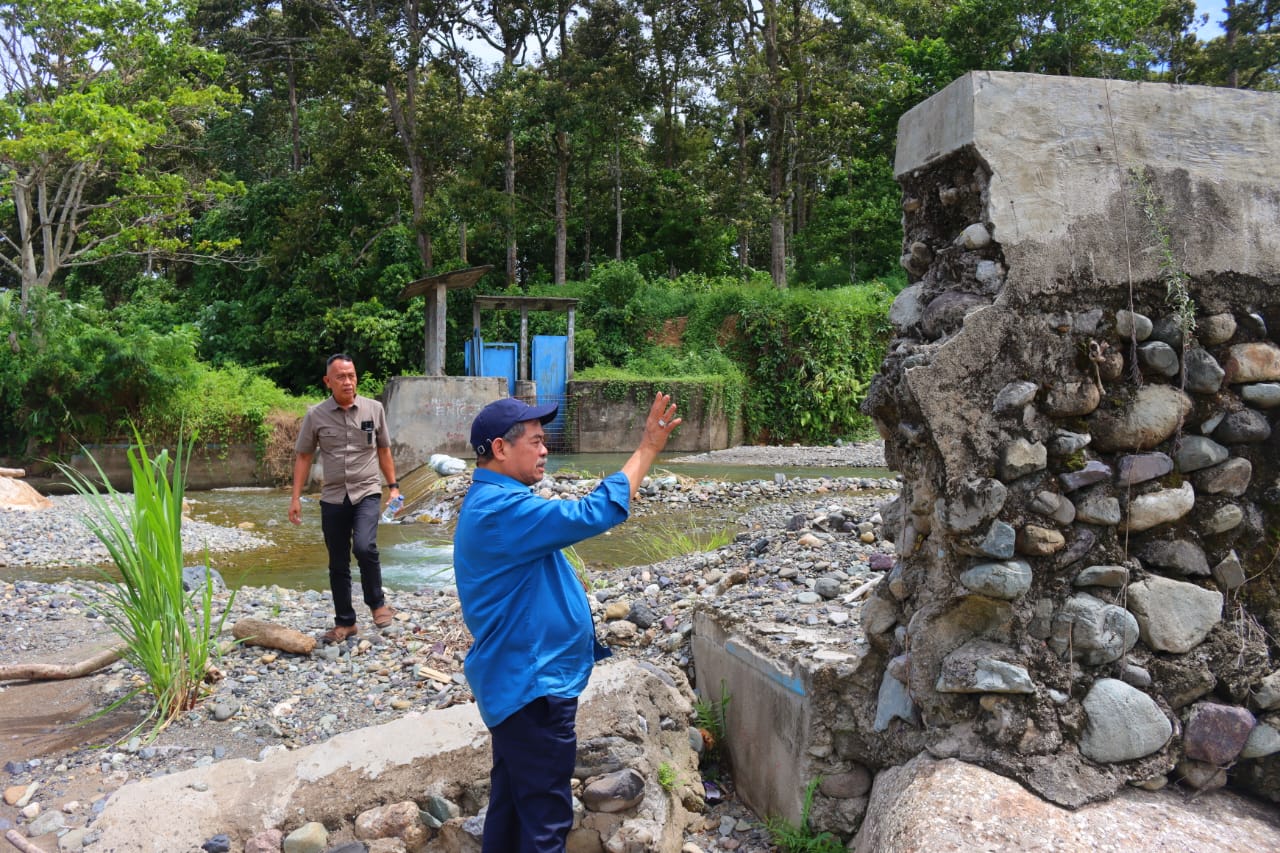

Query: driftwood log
232;618;317;655
5;827;50;852
0;467;25;478
0;645;125;682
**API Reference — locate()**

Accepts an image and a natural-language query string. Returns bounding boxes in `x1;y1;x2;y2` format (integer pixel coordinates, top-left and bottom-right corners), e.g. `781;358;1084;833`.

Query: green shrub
56;431;235;740
764;778;845;853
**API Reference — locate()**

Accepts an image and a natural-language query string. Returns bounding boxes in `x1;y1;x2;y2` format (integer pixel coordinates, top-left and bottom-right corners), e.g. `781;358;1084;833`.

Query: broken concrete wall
861;71;1280;808
86;660;703;852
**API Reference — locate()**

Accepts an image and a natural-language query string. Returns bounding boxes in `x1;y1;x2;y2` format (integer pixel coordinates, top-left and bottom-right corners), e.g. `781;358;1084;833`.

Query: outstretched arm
620;392;682;497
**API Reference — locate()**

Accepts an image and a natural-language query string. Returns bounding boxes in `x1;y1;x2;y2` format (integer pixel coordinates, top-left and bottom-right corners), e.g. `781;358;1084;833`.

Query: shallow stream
40;453;893;593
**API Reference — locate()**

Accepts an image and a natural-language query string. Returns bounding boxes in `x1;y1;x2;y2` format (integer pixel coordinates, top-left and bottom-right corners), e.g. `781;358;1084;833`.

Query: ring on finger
658;419;667;427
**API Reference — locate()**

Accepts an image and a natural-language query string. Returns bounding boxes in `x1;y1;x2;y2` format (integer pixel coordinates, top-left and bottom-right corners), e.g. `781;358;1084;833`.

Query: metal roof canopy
398;265;493;376
472;294;578;382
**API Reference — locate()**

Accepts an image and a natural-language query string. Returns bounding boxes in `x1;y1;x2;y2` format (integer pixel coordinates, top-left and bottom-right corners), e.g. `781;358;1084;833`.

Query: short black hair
476;421;527;461
326;353;354;368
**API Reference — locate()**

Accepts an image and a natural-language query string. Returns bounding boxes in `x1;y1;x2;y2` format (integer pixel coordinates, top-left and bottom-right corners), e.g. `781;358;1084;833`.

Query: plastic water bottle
381;494;404;523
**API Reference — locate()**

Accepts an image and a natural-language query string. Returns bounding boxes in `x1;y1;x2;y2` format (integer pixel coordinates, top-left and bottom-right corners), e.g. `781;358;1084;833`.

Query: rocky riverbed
1;445;899;852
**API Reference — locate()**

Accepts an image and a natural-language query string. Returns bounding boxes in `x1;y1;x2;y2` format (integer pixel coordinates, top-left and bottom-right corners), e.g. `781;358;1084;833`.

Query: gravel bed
1;444;898;851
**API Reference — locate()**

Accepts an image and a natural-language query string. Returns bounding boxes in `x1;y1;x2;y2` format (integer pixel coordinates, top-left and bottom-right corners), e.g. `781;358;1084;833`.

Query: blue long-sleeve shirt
453;468;632;727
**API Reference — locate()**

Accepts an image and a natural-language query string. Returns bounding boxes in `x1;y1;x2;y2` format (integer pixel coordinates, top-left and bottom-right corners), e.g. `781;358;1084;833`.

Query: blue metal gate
532;335;567;444
464;339;517;396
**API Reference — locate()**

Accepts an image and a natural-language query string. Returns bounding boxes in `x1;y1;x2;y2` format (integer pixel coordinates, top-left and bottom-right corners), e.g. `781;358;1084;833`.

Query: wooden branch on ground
0;645;125;682
5;828;50;852
0;467;26;478
232;618;318;655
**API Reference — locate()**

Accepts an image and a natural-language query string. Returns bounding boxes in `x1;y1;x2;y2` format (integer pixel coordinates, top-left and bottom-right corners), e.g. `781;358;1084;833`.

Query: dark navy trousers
319;493;385;626
482;695;579;853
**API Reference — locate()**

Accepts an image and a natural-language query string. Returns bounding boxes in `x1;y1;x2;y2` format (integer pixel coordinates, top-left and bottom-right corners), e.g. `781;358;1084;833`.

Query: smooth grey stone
941;478;1008;533
1074;564;1130;588
1139;539;1210;577
1242;724;1280;759
959;559;1032;600
964;520;1017;560
993;380;1039;413
1073;308;1105;335
975;260;1003;289
1174;436;1229;473
1115;309;1153;341
1059;460;1112;492
1127;575;1223;653
1116;452;1173;486
1193;457;1252;497
1214;408;1272;443
813;577;842;600
1201;503;1244;535
937;645;1035;694
999;438;1046;481
1198;312;1236;345
873;669;919;731
1054;527;1096;568
582;767;645;812
1088;385;1192;452
1122;483;1196;532
1211;550;1246;591
1256;671;1280;710
1184;348;1225;393
1119;661;1153;688
1201;411;1225;434
1074;493;1121;526
1138;341;1180;377
1049;593;1139;665
1080;679;1172;763
1048;429;1091;456
1241;383;1280;408
889;283;925;330
958;222;991;249
921;291;990;339
1150;315;1186;349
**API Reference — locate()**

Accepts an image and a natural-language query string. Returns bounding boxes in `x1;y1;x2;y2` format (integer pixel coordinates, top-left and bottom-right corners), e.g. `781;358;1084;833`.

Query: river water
92;453;893;593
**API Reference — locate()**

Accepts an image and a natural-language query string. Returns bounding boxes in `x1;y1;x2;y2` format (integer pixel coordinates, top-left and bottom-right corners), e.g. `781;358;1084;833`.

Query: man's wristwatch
387;482;399;489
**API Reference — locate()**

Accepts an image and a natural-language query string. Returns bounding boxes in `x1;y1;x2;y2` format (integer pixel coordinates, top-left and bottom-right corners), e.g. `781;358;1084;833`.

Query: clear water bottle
381;494;404;523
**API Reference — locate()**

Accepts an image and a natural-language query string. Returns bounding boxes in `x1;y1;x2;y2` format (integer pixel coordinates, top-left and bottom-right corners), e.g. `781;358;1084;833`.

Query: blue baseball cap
470;397;559;455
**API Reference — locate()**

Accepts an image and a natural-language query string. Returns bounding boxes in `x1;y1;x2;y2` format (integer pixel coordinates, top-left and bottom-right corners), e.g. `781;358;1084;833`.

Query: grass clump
634;517;735;565
764;777;844;853
658;761;679;791
57;430;234;739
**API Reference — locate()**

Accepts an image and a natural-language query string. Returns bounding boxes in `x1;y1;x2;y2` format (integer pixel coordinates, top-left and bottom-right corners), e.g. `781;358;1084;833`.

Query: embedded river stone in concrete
1088;385;1193;452
958;559;1032;599
1121;482;1195;532
1126;576;1223;654
853;71;1280;820
1080;679;1172;763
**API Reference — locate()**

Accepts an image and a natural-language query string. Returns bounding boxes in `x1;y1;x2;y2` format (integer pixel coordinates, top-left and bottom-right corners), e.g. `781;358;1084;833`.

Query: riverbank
1;445;899;850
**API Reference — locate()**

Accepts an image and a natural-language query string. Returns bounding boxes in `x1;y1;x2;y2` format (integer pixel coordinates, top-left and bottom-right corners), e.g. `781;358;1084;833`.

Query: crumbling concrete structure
861;71;1280;807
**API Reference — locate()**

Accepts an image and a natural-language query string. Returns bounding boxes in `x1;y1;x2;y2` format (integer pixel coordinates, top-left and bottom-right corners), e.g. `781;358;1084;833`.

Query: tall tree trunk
459;222;467;264
735;107;750;271
554;130;568;285
286;48;302;172
764;0;786;288
613;141;623;261
505;129;517;286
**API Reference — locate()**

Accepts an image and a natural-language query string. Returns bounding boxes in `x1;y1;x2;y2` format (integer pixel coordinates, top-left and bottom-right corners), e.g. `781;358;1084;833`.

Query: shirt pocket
317;425;345;452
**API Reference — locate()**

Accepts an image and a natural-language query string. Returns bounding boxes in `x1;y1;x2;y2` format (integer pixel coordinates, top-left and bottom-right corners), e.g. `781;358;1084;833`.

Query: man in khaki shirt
290;354;399;642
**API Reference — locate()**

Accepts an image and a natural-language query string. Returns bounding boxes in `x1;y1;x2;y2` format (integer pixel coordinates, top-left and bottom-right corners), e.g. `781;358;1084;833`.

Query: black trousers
483;696;578;853
319;493;385;626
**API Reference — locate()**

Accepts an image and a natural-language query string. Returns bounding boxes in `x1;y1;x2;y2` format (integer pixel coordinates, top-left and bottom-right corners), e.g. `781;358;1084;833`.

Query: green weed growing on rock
765;777;844;853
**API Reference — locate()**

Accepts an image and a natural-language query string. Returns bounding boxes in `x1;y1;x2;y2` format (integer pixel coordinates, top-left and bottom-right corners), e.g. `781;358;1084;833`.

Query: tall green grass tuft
57;430;234;739
633;517;734;565
764;777;845;853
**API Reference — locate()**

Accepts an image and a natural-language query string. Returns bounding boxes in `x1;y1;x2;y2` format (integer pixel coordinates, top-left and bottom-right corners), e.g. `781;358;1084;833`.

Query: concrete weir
695;71;1280;842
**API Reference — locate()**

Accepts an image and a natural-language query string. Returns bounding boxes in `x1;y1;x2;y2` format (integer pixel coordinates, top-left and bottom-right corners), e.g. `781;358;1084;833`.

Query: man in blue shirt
454;391;681;853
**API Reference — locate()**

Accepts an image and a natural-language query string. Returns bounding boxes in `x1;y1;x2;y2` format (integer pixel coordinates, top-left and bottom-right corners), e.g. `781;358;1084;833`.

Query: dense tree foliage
1;0;1270;453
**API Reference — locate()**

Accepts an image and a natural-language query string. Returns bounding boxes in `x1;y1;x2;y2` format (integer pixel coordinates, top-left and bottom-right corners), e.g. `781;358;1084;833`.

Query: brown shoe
372;605;397;628
321;624;359;643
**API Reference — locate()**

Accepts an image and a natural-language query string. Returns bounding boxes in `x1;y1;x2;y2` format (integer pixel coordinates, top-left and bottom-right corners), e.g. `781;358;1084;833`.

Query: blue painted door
465;339;517;396
532;335;567;444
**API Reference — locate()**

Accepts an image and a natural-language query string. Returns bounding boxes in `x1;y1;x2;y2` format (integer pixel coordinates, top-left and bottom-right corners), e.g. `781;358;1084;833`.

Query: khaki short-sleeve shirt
295;394;390;504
